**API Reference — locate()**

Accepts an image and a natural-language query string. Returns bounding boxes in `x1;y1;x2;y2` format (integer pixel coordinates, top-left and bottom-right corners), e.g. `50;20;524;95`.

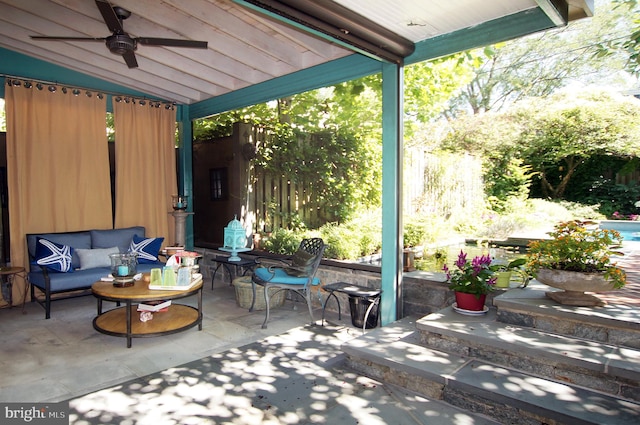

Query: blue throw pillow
129;235;164;263
35;238;74;273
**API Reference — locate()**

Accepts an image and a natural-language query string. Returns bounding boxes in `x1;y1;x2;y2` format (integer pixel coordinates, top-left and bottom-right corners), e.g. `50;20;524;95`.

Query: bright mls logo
2;403;67;424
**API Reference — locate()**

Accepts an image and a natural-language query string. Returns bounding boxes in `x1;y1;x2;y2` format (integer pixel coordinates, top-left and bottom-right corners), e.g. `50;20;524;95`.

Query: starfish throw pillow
35;238;74;273
129;235;164;263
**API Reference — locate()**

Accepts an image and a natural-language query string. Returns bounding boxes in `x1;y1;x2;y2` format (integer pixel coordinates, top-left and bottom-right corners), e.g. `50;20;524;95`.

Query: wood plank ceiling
0;0;593;105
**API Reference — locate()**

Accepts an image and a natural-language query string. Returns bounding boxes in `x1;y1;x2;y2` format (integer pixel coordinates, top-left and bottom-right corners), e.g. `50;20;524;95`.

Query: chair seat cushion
254;267;320;285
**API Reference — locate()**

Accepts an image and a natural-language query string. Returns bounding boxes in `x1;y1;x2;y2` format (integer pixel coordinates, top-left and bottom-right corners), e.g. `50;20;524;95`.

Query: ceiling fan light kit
30;0;208;69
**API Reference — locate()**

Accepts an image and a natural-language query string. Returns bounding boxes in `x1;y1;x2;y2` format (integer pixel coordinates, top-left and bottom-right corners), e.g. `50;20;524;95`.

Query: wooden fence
247;125;325;232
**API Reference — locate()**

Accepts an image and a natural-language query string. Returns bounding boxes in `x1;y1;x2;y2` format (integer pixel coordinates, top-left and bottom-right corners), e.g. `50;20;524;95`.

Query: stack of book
137;300;171;312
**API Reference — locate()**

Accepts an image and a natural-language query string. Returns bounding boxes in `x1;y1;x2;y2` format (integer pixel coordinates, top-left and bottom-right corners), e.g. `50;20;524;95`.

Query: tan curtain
5;83;111;304
113;100;176;245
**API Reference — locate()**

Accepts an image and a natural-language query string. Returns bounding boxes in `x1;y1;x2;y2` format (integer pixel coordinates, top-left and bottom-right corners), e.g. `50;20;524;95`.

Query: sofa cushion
129;235;164;263
27;231;91;269
35;238;74;273
76;246;119;270
29;267;102;292
91;226;145;253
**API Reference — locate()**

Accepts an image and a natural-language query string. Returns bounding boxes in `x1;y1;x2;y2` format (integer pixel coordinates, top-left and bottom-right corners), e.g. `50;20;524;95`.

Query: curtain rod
1;73;175;107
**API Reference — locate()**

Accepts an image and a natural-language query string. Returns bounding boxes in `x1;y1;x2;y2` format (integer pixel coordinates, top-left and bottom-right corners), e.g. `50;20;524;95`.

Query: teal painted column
176;105;194;249
380;62;403;325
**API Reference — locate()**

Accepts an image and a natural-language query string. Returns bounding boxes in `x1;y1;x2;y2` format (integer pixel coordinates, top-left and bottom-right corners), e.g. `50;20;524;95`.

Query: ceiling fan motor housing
30;2;206;68
106;34;136;55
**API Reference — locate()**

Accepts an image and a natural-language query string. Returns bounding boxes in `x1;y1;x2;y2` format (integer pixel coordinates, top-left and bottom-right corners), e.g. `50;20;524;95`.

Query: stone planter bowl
536;268;616;306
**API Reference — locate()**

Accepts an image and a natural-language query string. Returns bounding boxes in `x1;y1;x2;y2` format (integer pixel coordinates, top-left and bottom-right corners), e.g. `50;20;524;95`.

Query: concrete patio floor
0;280;342;403
2;243;639;424
0;279;496;424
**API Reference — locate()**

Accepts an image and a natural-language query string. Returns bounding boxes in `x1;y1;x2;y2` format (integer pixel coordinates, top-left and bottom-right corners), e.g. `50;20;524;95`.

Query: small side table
321;282;382;332
0;266;28;311
211;255;257;289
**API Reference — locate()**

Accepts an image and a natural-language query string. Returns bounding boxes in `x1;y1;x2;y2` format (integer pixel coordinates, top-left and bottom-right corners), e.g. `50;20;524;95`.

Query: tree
595;0;640;76
445;0;637;117
519;90;640;198
403;54;478;142
442;89;640;203
442;87;640;205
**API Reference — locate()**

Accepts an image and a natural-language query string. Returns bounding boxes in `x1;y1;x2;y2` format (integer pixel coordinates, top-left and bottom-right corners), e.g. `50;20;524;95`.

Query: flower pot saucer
452;302;489;316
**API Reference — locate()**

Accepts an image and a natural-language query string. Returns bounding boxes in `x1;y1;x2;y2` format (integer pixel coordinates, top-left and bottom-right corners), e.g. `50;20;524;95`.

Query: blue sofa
26;226;164;319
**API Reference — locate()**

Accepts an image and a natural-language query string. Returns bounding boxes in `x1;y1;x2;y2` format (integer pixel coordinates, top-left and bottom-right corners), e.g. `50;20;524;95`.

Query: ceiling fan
30;0;208;69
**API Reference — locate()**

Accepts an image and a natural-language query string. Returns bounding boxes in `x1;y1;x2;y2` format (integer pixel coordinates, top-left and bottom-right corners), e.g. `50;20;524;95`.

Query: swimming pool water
599;220;640;244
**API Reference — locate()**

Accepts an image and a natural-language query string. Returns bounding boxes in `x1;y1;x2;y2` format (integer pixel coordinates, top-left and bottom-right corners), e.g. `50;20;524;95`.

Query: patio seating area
1;250;639;423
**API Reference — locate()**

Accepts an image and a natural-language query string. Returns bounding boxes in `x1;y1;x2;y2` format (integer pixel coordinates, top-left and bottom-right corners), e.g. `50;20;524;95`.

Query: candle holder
171;195;188;211
109;253;138;287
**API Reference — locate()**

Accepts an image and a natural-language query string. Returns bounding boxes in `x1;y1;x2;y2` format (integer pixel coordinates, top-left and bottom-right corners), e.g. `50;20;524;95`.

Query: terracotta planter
454;291;487;311
536;269;616;307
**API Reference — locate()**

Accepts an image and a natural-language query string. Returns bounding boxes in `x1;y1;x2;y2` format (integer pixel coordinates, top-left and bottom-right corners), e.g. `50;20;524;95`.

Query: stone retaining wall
197;249;500;318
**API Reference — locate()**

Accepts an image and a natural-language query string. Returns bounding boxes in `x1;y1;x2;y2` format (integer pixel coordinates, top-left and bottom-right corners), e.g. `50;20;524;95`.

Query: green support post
380;62;404;325
176;105;194;250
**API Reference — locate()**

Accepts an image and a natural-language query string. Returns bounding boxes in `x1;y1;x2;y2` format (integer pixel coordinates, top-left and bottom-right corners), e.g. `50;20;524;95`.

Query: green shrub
261;228;302;255
404;220;428;247
582;179;640;218
484;157;532;212
555;200;606;220
319;224;362;260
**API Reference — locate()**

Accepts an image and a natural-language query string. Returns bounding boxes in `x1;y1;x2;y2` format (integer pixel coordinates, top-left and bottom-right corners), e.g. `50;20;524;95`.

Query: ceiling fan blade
122;51;138;68
95;0;124;34
31;36;106;42
136;37;208;48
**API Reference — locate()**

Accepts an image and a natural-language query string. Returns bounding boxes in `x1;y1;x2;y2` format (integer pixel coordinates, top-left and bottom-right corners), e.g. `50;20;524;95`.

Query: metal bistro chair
250;238;326;329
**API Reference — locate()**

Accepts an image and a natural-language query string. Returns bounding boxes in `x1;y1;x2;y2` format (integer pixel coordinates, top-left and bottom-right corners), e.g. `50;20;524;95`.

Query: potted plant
526;220;627;306
443;250;496;311
490;258;527;288
403;222;427;272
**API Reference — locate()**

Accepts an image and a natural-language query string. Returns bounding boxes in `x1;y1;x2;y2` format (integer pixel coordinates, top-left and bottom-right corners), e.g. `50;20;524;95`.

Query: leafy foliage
519;90;640;200
442;89;640;213
593;0;640;76
526;220;627;288
403;220;428;248
446;0;637;117
582;178;640;218
484;157;532;212
319;224;362;260
260;228;303;255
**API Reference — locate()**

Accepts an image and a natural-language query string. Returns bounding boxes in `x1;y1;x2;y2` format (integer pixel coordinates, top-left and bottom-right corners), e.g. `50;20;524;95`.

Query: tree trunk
540;156;581;199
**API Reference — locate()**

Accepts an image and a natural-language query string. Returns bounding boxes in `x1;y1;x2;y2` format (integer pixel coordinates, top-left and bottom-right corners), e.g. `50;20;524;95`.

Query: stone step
493;282;640;350
343;318;640;425
416;305;640;402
